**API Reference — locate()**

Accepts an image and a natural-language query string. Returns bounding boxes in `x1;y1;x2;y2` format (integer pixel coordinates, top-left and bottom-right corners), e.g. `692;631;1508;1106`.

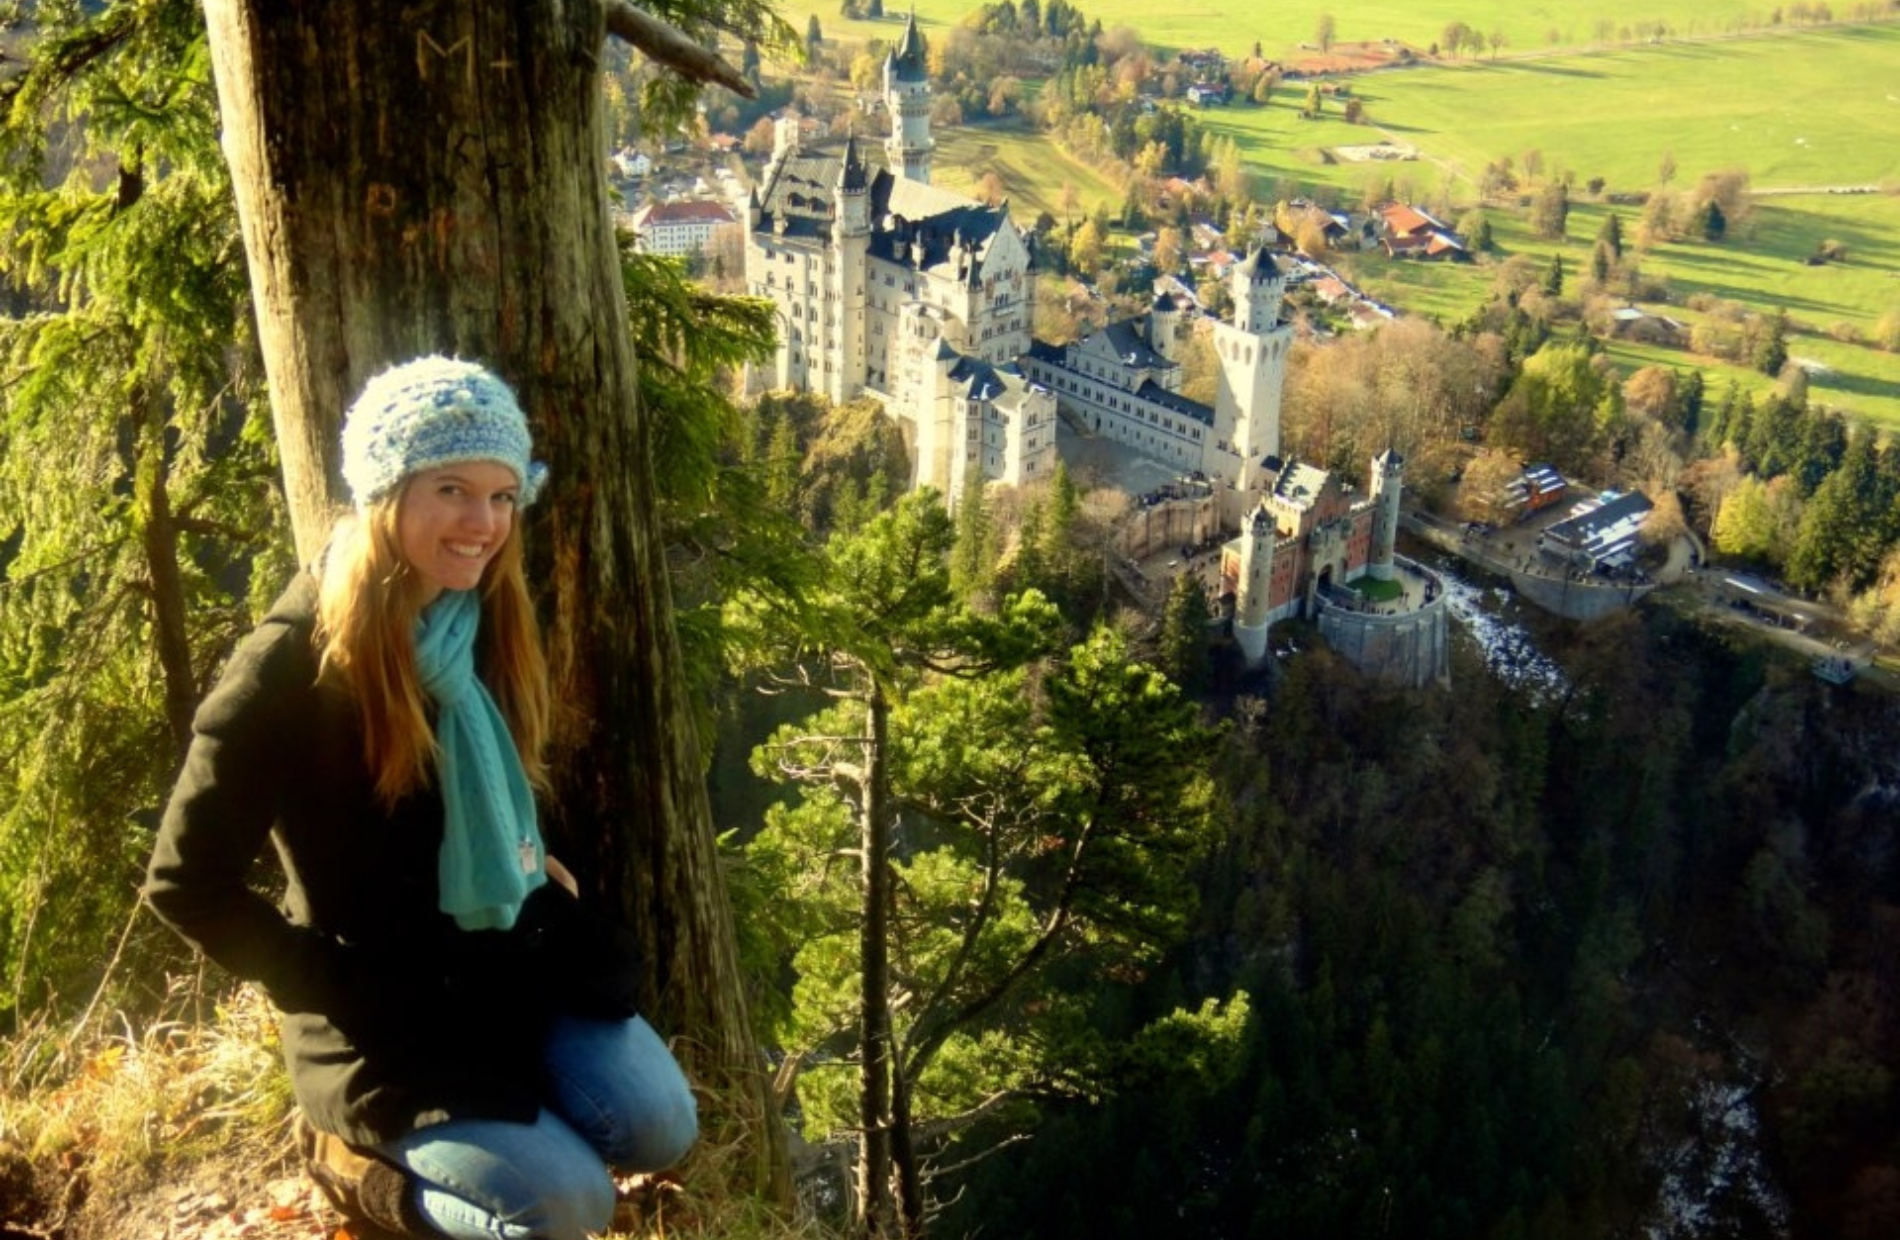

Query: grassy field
930;121;1126;219
1336;24;1900;192
783;0;1808;61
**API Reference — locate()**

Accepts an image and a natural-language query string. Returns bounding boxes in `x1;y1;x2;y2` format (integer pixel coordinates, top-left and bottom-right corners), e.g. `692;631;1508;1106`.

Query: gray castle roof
888;13;928;83
1092;319;1168;370
1234;244;1295;282
755;144;1016;283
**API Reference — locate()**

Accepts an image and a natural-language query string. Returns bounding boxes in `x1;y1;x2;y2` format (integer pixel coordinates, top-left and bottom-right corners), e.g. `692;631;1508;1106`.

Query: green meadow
785;0;1800;61
1334;24;1900;192
930;121;1126;219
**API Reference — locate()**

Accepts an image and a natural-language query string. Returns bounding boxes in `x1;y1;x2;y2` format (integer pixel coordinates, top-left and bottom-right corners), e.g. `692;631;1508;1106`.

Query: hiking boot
296;1114;442;1239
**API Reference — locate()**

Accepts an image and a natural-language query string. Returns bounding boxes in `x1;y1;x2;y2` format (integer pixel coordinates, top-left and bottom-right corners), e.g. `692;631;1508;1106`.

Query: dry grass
0;979;834;1240
1;977;292;1174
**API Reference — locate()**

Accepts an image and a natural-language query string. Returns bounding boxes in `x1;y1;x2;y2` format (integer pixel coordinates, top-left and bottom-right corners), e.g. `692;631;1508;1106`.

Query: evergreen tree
1158;573;1213;693
1702;382;1735;448
1755;308;1789;376
1597;211;1623;260
1543;252;1565;295
950;472;994;602
0;0;285;1024
1700;198;1727;241
1676;369;1706;438
1788;428;1884;593
730;490;1082;1235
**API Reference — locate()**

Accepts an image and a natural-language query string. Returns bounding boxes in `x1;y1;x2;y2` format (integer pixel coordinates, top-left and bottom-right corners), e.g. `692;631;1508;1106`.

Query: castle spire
884;7;933;183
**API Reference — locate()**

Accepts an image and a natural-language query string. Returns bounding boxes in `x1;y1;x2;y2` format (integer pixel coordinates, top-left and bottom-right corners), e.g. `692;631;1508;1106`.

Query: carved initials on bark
416;29;475;81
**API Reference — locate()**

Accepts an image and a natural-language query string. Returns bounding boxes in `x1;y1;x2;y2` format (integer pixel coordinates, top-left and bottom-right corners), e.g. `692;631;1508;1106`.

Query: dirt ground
1288;41;1427;76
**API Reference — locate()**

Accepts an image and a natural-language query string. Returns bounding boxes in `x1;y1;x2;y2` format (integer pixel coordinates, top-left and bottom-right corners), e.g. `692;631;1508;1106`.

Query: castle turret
1369;448;1404;582
1149;292;1183;363
1208;244;1294;524
1231;243;1287;335
898;302;960;493
1233;505;1277;667
830;137;871;398
884;10;933;184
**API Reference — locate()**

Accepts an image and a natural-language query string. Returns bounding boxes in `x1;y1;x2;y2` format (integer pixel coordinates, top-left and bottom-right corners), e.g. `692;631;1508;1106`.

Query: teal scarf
415;589;546;931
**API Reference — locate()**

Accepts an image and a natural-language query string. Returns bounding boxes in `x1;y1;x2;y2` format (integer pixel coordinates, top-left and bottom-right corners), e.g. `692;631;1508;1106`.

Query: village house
610;147;652;179
1378;203;1467;260
1609;307;1687;345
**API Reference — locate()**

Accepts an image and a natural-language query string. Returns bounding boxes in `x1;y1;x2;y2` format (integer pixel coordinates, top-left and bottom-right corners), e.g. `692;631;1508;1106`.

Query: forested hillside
942;610;1900;1240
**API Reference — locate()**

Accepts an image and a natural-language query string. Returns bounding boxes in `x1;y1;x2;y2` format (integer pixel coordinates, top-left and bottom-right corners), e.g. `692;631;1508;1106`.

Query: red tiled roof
634;200;737;227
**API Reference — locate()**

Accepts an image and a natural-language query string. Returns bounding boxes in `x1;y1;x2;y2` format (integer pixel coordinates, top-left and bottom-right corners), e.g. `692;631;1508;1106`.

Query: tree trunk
891;1048;926;1237
858;685;897;1237
199;0;785;1197
133;378;199;761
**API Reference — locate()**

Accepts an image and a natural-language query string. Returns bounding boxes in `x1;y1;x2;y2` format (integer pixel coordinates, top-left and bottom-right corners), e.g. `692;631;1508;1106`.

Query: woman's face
397;462;520;603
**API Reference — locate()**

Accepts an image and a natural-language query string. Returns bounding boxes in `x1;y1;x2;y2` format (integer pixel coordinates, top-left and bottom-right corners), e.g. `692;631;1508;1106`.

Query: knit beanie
341;356;549;509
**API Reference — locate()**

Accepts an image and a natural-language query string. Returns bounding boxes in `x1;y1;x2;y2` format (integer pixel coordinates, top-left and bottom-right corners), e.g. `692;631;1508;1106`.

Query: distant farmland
785;0;1848;60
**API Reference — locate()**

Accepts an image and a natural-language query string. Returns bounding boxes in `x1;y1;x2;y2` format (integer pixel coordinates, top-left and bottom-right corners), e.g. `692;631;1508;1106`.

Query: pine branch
602;0;754;98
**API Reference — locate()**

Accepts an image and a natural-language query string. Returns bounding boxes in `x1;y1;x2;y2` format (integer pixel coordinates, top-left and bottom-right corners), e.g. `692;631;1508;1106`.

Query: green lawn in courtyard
1350;575;1405;602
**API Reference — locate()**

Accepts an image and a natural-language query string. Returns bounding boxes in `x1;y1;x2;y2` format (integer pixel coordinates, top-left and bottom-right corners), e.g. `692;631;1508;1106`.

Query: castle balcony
1318;556;1443;617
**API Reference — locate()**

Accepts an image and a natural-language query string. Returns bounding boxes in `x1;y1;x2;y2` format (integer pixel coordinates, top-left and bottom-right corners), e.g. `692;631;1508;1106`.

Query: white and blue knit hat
341;355;549;509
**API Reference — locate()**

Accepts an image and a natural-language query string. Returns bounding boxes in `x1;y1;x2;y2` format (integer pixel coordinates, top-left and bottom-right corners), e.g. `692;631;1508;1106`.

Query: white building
1020;247;1295;526
743;14;1049;499
630;200;739;257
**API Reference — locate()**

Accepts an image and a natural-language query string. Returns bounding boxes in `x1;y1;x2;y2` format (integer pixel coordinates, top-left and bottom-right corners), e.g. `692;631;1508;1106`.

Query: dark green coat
146;576;567;1146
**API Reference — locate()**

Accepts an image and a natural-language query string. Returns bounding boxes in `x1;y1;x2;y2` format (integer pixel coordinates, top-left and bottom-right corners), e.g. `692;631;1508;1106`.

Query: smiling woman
397;463;521;601
144;356;699;1240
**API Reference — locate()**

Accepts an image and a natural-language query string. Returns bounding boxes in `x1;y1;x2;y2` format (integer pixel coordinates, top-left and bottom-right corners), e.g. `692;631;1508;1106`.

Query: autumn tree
1069;217;1106;276
197;0;793;1192
1486;341;1620;477
1530;179;1570;239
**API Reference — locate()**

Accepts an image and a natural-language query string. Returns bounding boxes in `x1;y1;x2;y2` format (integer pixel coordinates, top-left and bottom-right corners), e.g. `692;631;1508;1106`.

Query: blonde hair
315;492;552;805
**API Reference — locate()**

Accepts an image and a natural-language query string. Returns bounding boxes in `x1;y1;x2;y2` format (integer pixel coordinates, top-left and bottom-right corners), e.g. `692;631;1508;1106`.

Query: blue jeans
374;1014;697;1240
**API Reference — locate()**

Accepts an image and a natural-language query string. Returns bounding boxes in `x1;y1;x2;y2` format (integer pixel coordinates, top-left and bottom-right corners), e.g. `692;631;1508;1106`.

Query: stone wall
1508;568;1654;622
1318;579;1451;688
1116;495;1220;560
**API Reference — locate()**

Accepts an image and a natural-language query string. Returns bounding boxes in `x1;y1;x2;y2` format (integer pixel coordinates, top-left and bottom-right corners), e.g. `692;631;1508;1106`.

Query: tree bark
199;0;785;1197
858;685;897;1237
133;378;198;762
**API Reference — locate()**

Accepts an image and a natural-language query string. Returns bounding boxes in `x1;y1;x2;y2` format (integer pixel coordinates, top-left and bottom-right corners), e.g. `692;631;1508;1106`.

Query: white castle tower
1211;246;1294;523
829;137;873;401
1369;448;1405;582
884;11;933;184
1233;506;1277;667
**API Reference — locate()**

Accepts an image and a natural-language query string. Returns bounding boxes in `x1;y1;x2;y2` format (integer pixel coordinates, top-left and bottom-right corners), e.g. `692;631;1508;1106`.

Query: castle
743;15;1053;498
742;14;1447;685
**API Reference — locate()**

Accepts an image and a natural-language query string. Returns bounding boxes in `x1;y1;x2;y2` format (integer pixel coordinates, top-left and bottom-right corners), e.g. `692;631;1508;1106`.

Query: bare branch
603;1;754;98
